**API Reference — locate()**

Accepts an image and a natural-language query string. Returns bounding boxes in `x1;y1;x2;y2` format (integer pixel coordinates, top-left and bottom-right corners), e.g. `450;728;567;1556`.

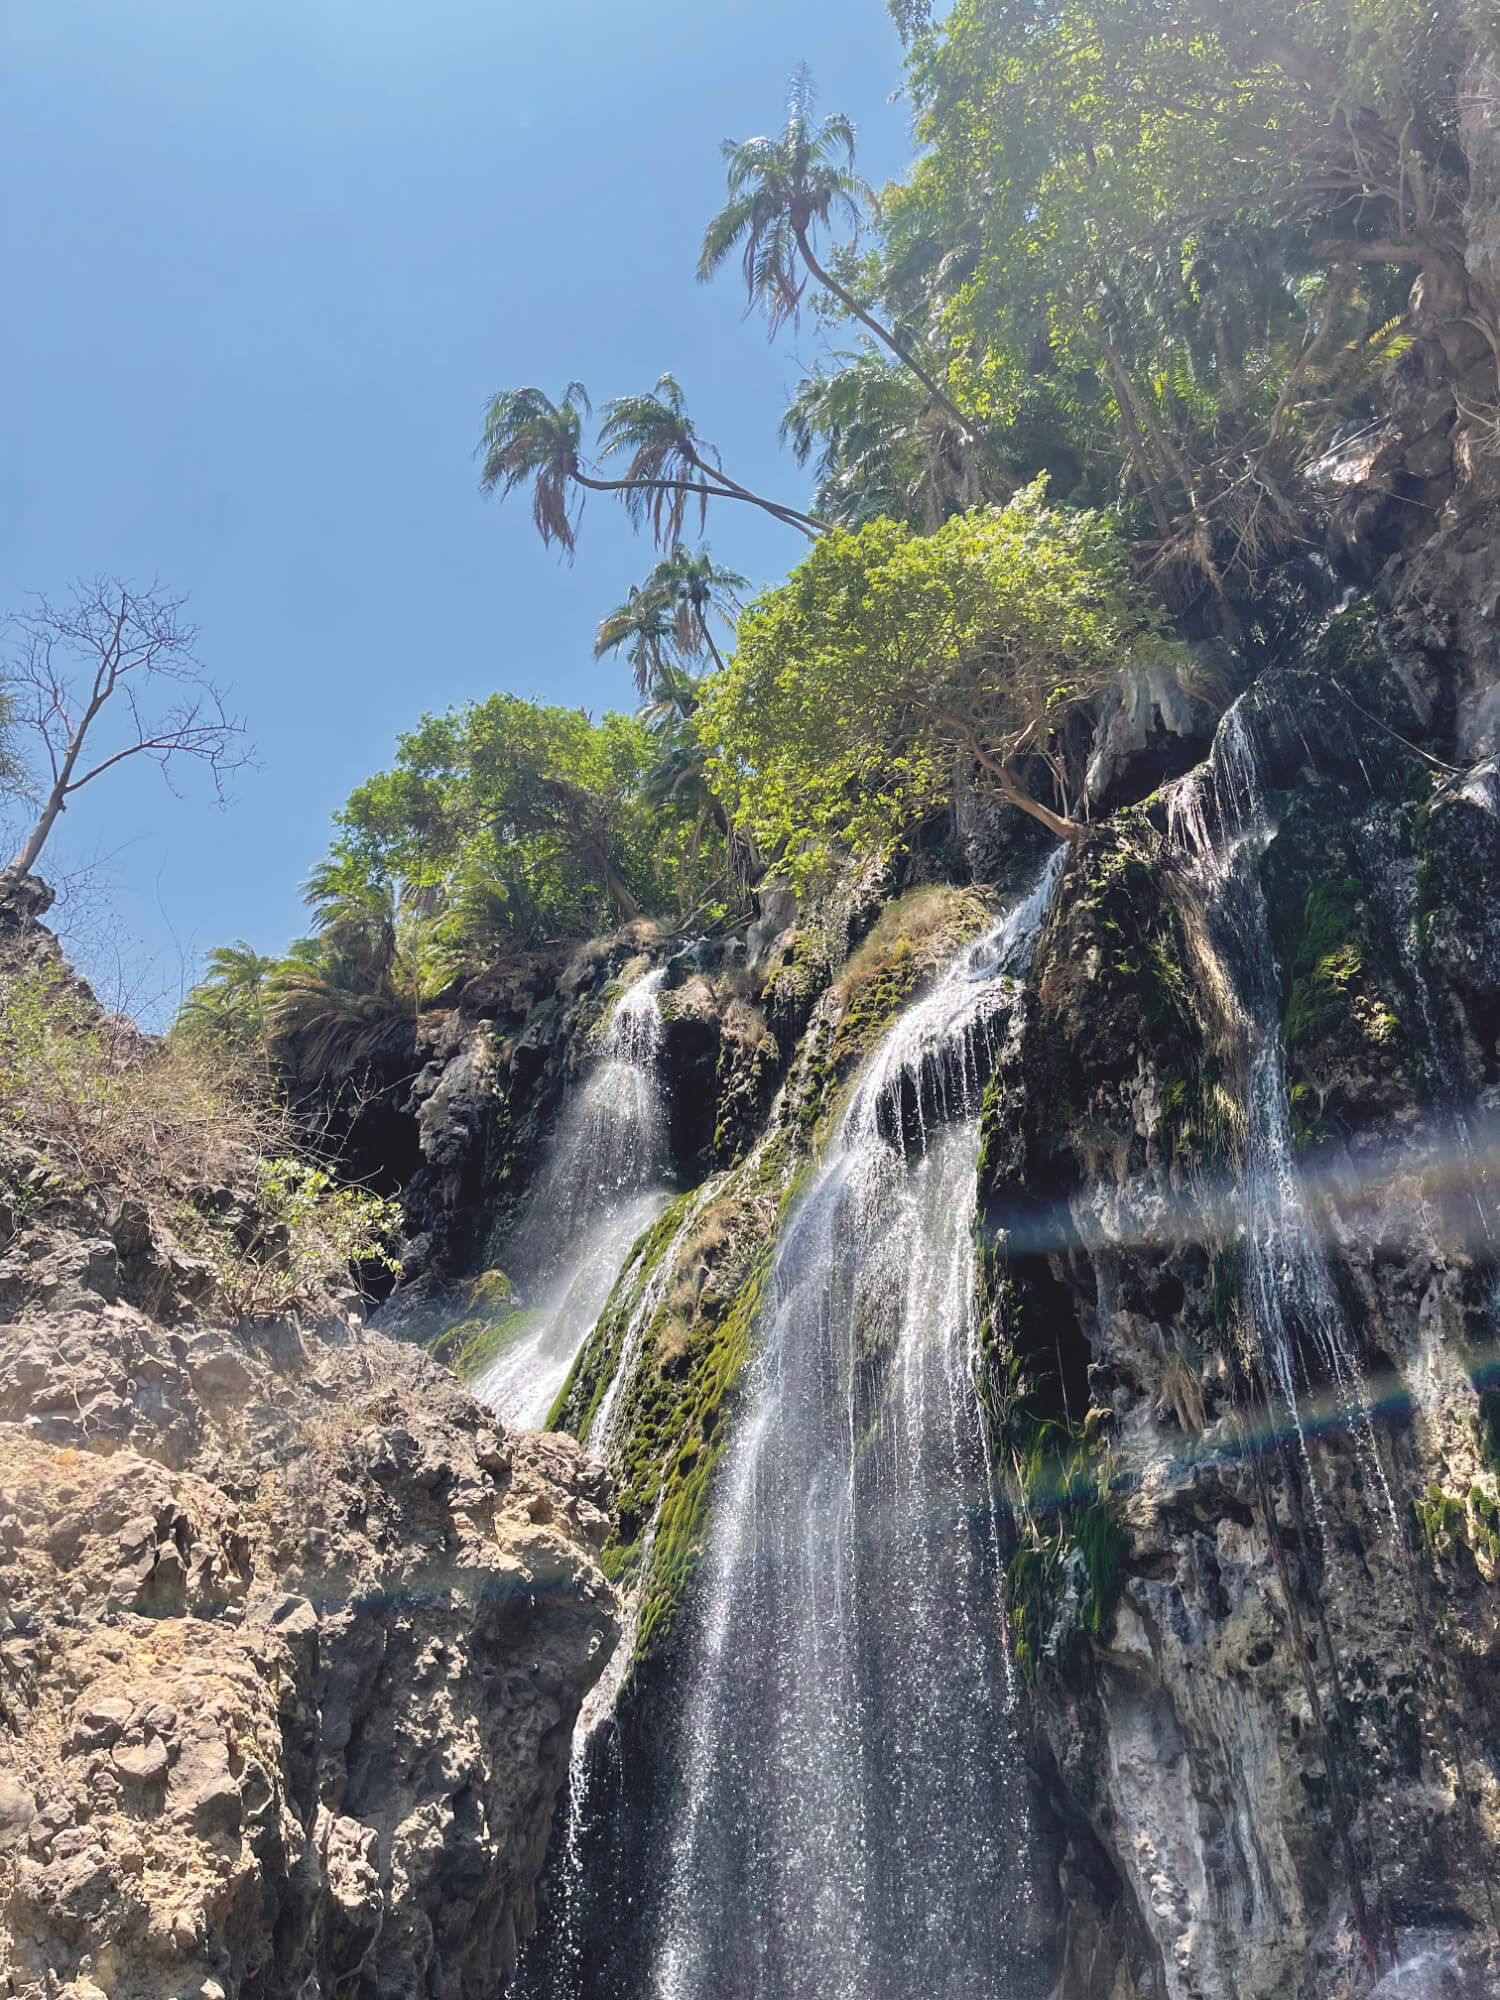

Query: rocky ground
0;916;618;2000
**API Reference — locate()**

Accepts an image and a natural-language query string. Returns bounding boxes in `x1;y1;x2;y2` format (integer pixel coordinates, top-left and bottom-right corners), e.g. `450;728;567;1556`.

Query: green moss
1005;1493;1130;1684
1471;1486;1500;1566
1476;1390;1500;1476
429;1308;537;1382
1414;1479;1500;1570
633;1238;776;1658
1283;877;1366;1051
550;1129;809;1674
425;1269;534;1382
549;1194;698;1435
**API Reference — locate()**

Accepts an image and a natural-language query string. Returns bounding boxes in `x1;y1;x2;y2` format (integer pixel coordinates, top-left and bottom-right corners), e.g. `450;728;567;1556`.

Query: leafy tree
265;929;419;1081
870;0;1476;616
328;696;692;939
595;544;747;704
594;585;677;699
699;481;1176;874
701;64;985;449
175;941;278;1057
595;376;820;541
783;348;991;530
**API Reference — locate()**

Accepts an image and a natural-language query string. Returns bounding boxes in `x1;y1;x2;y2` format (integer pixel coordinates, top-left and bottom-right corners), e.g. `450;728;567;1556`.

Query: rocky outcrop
0;1130;617;1997
972;643;1500;1998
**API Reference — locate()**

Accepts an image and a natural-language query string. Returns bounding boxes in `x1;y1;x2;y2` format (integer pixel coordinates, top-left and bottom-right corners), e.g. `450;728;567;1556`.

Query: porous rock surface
0;1220;618;2000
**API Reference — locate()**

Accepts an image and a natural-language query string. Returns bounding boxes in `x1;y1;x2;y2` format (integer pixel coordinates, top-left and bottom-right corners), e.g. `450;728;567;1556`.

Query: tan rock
0;1773;35;1851
111;1738;168;1784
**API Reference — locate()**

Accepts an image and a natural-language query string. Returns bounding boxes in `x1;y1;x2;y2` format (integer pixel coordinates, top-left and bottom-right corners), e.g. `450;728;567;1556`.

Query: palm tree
642;543;747;672
480;380;819;557
638;657;706;731
701;65;983;452
596;377;820;541
783;349;989;530
176;939;278;1053
593;585;677;697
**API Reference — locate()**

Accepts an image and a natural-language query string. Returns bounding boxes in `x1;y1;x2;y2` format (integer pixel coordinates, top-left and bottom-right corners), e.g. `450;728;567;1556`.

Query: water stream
641;864;1060;2000
477;968;671;1430
1166;706;1393;1522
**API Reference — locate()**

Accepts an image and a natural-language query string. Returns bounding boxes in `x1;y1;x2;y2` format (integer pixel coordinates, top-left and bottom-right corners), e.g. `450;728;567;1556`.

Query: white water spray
477;968;671;1429
646;863;1061;2000
1165;706;1395;1526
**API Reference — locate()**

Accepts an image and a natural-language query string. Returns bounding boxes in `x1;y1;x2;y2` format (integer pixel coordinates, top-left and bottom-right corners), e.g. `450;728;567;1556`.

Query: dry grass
0;954;399;1319
720;998;773;1051
836;885;979;997
0;957;271;1212
655;1310;692;1369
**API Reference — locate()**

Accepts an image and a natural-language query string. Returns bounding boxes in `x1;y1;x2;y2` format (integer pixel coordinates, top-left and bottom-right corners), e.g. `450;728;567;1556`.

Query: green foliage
0;962;254;1211
1006;1487;1130;1684
701;484;1173;877
174;941;278;1058
844;0;1466;614
0;960;399;1319
332;694;671;933
1414;1478;1500;1570
183;692;738;1080
549;1140;804;1670
700;63;873;339
783;348;991;531
479;375;817;557
184;1158;402;1321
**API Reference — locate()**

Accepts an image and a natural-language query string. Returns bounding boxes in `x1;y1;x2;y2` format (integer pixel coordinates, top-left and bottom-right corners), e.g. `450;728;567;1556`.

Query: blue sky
1;0;914;1013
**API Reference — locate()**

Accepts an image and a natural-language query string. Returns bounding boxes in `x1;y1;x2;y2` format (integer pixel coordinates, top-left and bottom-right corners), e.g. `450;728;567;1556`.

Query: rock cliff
0;915;618;2000
12;328;1500;2000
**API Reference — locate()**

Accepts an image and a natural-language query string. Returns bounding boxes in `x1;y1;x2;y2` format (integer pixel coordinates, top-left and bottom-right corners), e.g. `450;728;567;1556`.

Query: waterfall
642;862;1061;2000
1165;708;1394;1523
477;968;671;1430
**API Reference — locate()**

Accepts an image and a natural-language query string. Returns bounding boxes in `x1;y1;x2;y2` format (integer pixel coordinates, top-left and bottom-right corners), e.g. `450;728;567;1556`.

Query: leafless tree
0;578;250;882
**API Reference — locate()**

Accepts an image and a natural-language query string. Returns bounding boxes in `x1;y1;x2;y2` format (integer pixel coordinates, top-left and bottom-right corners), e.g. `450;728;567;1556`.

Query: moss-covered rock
1416;764;1500;1081
1259;779;1427;1148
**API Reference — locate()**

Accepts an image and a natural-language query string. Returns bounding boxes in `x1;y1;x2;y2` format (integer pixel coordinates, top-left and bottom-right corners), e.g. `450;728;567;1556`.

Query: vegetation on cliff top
165;0;1493;1094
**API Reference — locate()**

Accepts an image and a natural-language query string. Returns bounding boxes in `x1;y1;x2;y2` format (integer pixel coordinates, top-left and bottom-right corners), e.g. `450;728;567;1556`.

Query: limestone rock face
975;734;1500;1998
0;1231;618;2000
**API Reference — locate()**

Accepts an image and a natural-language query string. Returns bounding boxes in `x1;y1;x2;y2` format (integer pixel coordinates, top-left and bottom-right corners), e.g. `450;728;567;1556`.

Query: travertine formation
0;1204;617;2000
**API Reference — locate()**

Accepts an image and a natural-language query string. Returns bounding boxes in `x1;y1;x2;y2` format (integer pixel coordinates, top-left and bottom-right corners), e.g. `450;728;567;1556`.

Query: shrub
181;1159;402;1321
0;956;401;1319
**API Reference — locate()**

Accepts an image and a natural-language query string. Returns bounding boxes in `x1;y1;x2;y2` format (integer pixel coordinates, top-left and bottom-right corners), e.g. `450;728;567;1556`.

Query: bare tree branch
0;577;252;882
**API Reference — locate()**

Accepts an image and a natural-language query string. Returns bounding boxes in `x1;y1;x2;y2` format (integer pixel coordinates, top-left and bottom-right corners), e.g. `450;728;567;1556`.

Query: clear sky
1;0;914;1015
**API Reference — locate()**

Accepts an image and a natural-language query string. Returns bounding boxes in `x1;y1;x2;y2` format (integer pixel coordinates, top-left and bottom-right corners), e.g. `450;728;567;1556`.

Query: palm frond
477;383;591;555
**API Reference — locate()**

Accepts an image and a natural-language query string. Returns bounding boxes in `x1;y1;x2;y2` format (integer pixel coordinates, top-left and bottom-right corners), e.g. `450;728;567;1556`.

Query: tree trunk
5;795;66;881
793;229;1007;483
696;608;728;673
599;851;642;924
985;755;1088;845
573;471;820;540
680;445;826;537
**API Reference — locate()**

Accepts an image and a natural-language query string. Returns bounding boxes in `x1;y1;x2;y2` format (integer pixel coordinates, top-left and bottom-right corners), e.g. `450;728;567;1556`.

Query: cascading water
1166;707;1393;1521
640;861;1062;2000
476;968;671;1429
